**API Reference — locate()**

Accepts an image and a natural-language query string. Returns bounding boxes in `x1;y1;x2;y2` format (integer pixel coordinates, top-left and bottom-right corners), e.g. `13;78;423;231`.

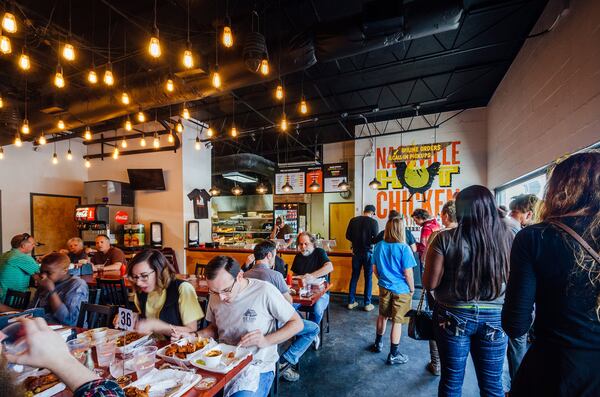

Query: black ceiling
0;0;548;163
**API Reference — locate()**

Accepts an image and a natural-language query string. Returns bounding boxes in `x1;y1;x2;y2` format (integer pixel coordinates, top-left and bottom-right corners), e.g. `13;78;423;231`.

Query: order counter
185;246;379;295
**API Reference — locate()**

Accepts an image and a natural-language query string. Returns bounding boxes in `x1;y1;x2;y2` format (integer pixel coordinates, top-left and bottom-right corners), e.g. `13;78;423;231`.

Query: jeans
229;371;275;397
282;319;320;365
502;333;528;391
293;293;329;325
434;305;508;397
348;251;373;305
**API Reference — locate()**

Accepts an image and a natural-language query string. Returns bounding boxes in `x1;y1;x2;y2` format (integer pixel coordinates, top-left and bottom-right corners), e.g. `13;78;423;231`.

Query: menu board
323;163;349;192
305;166;323;193
275;169;305;194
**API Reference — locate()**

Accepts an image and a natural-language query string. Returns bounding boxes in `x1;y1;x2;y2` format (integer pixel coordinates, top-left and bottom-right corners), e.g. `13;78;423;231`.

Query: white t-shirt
206;278;296;373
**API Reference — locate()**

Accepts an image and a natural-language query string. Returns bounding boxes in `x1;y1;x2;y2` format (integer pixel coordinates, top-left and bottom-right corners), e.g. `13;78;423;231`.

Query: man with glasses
0;233;39;302
244;240;319;382
175;255;303;397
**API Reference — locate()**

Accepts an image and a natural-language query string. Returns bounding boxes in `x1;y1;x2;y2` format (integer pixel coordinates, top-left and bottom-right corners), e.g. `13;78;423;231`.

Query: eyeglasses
209;279;237;296
128;270;155;282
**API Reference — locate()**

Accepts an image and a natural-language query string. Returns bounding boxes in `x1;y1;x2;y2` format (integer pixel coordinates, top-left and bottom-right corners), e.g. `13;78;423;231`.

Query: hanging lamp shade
369;177;382;190
209;185;221;196
231;184;243;196
282;181;293;193
337;178;350;191
256;182;268;194
309;179;321;191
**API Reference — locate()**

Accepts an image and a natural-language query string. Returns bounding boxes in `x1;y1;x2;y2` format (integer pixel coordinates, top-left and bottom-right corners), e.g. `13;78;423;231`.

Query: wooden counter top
186;246;353;257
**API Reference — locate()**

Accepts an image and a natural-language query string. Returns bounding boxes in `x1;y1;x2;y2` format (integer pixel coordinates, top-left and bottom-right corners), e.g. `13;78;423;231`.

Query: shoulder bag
548;220;600;264
406;291;435;340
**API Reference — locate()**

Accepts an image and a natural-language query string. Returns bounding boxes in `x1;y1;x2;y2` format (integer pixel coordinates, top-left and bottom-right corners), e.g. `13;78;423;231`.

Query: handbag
548;221;600;264
406;291;435;340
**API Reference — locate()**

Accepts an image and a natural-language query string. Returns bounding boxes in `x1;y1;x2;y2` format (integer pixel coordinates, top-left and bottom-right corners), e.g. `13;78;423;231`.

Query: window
496;172;546;209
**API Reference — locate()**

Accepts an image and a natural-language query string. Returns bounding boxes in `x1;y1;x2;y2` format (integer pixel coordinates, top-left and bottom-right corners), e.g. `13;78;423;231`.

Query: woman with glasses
126;249;203;336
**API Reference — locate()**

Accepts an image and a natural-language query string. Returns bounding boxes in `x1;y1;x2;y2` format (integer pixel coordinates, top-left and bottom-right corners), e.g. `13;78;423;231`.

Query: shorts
379;287;412;324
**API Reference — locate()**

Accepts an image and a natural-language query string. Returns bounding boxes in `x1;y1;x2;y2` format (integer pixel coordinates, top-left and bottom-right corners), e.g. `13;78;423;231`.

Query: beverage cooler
75;204;134;245
273;203;307;236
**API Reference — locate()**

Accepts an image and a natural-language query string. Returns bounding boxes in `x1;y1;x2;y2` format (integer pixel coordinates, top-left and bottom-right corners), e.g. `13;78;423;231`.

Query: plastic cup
133;346;157;379
109;353;134;379
67;338;90;364
96;340;116;367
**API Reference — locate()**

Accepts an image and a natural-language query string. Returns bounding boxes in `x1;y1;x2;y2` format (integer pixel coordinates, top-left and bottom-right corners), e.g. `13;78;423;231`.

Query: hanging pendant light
148;0;161;57
165;78;174;92
120;137;128;148
0;34;11;54
211;68;221;88
103;64;114;86
260;58;269;75
230;125;238;137
38;134;47;145
168;131;175;143
140;134;147;147
67;149;73;161
206;126;214;138
57;119;65;130
14;133;22;147
256;182;268;194
209;185;220;196
84;126;92;141
195;135;201;151
182;106;190;120
280;114;288;132
87;68;98;84
21;119;30;134
175;121;184;133
54;64;65;88
112;147;119;159
275;84;284;100
124;118;132;131
300;98;308;115
0;95;3;108
282;181;293;193
337;178;350;191
18;51;30;71
231;184;243;196
121;91;130;105
153;132;160;148
309;179;321;192
52;151;58;164
62;43;75;61
2;12;17;33
182;48;194;68
0;146;4;160
222;25;233;48
137;110;146;123
369;177;382;190
85;158;91;168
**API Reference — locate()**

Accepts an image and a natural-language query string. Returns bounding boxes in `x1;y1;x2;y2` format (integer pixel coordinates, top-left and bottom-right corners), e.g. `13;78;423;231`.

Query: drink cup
67;338;91;364
96;340;116;367
133;346;157;379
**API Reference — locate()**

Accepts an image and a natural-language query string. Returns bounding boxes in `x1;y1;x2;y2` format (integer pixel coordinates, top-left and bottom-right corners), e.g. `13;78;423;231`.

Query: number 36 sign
117;307;138;331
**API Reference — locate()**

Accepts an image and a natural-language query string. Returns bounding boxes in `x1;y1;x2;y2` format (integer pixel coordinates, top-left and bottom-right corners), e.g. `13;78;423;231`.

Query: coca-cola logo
115;211;129;224
75;207;95;221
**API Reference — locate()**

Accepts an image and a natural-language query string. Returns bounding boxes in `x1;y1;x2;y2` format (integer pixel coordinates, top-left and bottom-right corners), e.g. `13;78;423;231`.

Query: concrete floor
279;294;480;397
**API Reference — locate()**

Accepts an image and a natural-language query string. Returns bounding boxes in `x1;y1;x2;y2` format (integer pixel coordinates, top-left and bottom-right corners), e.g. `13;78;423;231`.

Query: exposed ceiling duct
27;0;463;136
213;153;277;179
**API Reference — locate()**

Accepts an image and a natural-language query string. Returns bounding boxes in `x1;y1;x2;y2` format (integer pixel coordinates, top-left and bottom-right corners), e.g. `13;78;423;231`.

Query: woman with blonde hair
370;216;417;365
502;150;600;396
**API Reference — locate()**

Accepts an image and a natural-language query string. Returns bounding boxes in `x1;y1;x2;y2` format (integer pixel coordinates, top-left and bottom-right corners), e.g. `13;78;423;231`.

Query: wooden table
53;333;252;397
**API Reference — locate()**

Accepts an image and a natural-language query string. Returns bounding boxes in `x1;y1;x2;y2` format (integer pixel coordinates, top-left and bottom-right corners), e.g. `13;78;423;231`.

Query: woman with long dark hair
502;151;600;396
423;185;513;396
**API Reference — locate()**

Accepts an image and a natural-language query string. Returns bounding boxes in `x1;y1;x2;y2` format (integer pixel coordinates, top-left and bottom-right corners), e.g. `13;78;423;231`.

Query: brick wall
487;0;600;188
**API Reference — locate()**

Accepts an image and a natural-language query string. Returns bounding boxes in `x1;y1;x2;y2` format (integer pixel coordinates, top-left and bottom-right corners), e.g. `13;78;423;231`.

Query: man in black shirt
345;205;379;311
291;232;333;349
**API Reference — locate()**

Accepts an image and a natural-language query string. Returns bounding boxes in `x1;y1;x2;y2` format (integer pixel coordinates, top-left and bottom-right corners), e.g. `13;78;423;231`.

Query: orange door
329;202;354;250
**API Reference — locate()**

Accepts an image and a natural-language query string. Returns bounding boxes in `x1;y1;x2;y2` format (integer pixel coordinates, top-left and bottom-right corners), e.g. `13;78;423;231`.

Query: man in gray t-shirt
181;255;303;396
244;241;320;382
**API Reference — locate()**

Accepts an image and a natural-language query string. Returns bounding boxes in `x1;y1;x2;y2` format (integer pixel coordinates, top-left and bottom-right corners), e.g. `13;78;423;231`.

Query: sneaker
281;366;300;382
364;304;375;312
386;352;409;365
347;302;358;310
313;334;321;350
369;342;383;353
426;362;441;376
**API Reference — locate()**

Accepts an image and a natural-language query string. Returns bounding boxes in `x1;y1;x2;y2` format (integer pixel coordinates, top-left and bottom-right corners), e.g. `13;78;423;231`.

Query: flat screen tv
127;169;166;190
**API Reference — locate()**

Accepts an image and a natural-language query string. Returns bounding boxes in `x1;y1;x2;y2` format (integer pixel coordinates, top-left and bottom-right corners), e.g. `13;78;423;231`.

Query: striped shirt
0;249;39;302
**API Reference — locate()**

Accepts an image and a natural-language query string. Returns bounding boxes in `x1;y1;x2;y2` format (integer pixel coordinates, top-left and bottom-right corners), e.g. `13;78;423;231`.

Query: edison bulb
168;132;174;143
67;149;73;161
0;96;3;108
54;70;65;88
0;34;11;54
57;119;65;130
211;71;221;88
300;99;308;115
2;12;17;33
21;119;30;134
260;59;269;75
38;135;47;145
52;153;58;164
121;92;130;105
175;122;183;133
165;78;174;92
140;136;147;147
112;147;119;159
182;107;190;120
275;84;283;100
230;126;238;137
148;36;161;58
125;119;132;131
280;115;288;131
62;43;75;61
120;138;127;148
222;26;233;48
153;134;160;148
14;135;22;147
137;111;146;123
103;69;114;86
182;49;194;69
0;147;4;159
18;53;30;71
207;127;214;138
84;127;92;140
85;159;91;168
195;136;201;150
87;69;98;84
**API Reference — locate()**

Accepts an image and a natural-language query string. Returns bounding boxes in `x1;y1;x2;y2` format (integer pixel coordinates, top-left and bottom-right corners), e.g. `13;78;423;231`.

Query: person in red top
411;209;440;261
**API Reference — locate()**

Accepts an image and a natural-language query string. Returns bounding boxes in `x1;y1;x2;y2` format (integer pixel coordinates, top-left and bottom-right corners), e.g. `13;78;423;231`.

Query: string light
14;133;22;147
54;65;65;88
112;147;119;159
175;121;184;133
85;158;91;168
275;84;283;100
280;114;288;132
57;119;65;130
124;118;132;131
103;65;114;86
18;51;30;71
183;48;194;69
21;119;30;134
211;69;221;88
0;95;3;108
222;25;234;48
52;152;58;164
87;69;98;84
38;134;47;145
230;125;237;137
153;133;160;148
168;131;175;143
148;0;161;57
120;137;127;148
62;43;75;61
121;92;130;105
195;135;201;150
300;98;308;115
0;34;11;54
84;126;92;140
206;127;214;138
165;78;174;92
140;134;147;147
182;106;190;120
137;111;146;123
67;149;73;161
260;59;269;75
2;12;17;33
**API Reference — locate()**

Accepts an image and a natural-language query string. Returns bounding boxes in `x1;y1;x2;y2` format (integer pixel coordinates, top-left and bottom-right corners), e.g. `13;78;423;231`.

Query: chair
76;302;117;329
88;288;100;304
298;304;330;350
96;278;129;308
195;263;208;277
4;289;31;310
